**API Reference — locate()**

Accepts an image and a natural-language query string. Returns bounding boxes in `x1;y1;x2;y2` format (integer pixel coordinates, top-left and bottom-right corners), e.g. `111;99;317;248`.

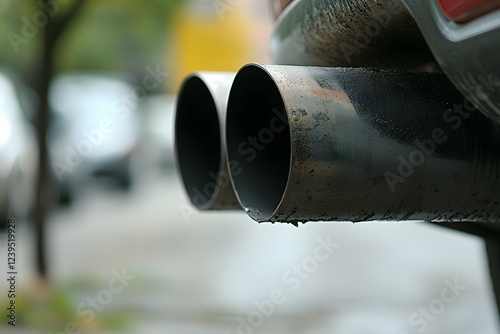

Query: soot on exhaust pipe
226;64;500;223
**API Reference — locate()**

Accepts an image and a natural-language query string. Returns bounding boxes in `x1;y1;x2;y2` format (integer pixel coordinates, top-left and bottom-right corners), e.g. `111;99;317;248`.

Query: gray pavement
0;167;499;333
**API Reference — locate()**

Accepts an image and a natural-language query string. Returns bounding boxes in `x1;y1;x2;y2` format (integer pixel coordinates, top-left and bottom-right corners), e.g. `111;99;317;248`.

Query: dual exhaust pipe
175;65;500;223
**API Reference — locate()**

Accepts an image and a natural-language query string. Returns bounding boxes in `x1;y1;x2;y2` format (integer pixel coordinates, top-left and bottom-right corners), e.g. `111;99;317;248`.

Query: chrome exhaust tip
226;64;500;223
175;72;240;210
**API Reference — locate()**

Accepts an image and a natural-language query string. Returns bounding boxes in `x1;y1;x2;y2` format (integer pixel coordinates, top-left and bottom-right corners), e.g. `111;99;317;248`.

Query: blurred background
0;0;498;333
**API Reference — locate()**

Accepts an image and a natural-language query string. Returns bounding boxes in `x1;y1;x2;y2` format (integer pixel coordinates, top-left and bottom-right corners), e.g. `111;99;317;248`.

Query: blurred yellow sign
170;1;255;91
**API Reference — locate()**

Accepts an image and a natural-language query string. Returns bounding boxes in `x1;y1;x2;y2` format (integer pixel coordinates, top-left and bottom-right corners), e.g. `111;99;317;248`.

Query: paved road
0;167;499;333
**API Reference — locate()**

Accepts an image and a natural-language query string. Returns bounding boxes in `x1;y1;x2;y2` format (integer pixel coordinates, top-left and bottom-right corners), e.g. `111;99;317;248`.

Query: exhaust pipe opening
226;65;291;221
175;76;222;209
227;64;500;223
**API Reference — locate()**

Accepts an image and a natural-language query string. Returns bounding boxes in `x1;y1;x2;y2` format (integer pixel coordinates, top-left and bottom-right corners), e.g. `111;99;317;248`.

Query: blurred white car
0;71;38;227
49;73;140;205
140;95;175;168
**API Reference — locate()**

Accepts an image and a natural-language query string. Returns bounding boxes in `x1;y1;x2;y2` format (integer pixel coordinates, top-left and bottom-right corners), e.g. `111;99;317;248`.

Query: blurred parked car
49;73;140;205
140;95;175;169
0;70;38;228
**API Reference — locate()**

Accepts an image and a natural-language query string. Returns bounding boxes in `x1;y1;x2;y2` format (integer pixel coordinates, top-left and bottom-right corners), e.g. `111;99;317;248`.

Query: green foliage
0;0;185;89
1;288;131;331
0;1;39;74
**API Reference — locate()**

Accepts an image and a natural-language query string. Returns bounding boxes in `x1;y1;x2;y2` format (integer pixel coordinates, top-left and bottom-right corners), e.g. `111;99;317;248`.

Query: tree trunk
33;0;85;280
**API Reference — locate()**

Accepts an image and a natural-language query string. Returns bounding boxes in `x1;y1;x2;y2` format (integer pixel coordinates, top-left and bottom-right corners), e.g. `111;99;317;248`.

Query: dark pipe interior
226;65;291;221
175;76;221;209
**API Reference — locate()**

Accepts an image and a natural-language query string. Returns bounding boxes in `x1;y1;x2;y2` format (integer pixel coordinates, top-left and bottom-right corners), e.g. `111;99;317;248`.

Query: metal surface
226;64;500;223
486;241;500;318
402;0;500;124
269;0;295;20
269;0;435;69
175;72;241;210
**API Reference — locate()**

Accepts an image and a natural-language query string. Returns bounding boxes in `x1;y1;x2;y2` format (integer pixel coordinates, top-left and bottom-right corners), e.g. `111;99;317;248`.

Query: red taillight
438;0;500;23
270;0;294;20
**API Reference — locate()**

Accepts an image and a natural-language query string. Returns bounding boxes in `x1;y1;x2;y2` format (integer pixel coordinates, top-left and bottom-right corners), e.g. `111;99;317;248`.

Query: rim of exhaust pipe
226;65;292;221
226;64;500;223
175;72;241;210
